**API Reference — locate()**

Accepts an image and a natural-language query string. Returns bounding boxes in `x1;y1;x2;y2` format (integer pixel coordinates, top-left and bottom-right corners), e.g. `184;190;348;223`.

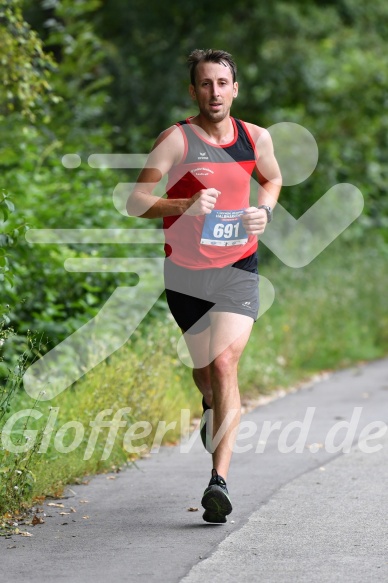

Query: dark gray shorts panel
164;258;259;333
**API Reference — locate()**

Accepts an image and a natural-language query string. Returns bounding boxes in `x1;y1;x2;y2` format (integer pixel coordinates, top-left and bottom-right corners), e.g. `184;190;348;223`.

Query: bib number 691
213;223;239;239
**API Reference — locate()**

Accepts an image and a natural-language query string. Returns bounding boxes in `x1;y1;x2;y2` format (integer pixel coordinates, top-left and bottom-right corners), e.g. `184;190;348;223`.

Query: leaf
4;273;14;285
187;507;199;512
0;206;8;222
31;515;44;526
4;199;15;213
47;502;64;508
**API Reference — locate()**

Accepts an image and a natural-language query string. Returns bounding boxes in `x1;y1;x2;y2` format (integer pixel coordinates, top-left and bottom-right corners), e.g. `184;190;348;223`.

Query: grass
239;235;388;392
1;234;387;520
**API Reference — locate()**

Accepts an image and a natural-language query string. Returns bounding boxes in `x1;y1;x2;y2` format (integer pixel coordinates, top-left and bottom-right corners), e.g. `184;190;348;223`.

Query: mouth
209;103;222;109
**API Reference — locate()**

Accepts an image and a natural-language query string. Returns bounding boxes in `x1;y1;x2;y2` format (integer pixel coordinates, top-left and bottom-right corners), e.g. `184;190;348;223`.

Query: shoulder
149;124;186;166
242;122;274;155
153;124;185;148
241;121;270;142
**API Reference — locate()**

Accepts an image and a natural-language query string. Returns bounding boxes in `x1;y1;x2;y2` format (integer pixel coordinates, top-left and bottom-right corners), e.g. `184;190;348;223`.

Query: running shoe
201;468;232;524
200;397;212;453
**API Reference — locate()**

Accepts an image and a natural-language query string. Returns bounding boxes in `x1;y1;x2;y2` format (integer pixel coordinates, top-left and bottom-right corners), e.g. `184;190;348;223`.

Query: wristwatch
257;205;273;223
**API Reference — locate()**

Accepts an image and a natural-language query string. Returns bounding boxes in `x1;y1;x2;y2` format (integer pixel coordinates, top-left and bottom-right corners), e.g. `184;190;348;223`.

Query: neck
190;113;234;145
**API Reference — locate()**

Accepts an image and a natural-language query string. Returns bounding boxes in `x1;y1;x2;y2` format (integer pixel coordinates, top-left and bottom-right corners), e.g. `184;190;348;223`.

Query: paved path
1;359;387;582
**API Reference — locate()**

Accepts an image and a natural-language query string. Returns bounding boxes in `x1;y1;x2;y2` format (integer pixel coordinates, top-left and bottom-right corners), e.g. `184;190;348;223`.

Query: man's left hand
242;207;268;236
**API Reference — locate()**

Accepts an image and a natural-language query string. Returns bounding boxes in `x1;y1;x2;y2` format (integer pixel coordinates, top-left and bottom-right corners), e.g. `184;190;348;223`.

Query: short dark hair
187;49;237;86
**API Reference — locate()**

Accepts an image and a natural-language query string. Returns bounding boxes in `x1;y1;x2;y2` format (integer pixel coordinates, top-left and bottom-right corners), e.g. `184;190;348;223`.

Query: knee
211;350;239;378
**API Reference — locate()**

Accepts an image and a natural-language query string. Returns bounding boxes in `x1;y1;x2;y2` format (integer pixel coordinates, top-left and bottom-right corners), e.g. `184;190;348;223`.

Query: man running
127;49;281;523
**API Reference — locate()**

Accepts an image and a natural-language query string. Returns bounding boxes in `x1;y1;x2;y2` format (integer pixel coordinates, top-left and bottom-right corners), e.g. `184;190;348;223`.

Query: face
189;61;238;123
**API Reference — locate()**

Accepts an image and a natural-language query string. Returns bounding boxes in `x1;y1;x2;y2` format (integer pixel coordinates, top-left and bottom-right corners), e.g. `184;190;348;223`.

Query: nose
210;82;220;97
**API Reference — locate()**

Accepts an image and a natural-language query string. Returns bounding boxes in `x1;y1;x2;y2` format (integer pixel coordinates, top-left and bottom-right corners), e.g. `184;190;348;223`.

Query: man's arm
126;126;220;219
242;124;282;236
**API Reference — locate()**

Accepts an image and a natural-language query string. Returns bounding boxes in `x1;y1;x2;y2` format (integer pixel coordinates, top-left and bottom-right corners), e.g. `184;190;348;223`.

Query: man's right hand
186;188;221;216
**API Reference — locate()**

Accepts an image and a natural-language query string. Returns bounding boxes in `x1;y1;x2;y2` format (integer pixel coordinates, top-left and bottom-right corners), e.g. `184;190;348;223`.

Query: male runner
127;49;281;523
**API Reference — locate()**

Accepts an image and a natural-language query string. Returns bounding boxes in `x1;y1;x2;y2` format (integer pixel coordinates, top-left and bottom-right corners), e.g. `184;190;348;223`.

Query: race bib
200;209;248;246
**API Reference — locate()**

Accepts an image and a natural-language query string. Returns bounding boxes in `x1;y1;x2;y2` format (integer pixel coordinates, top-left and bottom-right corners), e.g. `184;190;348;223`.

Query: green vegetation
1;0;388;518
240;233;388;390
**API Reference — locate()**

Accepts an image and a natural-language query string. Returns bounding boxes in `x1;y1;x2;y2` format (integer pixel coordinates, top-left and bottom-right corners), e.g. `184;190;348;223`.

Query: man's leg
208;311;254;479
196;311;253;523
178;326;215;453
182;327;213;407
181;311;254;471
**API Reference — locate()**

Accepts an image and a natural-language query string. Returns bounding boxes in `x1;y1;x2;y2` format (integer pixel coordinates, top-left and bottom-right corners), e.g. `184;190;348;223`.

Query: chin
205;110;227;122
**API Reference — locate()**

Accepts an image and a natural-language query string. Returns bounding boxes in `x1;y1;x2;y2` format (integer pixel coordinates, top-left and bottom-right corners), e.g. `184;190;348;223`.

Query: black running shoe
200;397;212;453
201;468;232;524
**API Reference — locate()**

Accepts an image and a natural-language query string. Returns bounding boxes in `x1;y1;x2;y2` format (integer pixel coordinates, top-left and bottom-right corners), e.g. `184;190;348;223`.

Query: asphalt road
1;358;388;582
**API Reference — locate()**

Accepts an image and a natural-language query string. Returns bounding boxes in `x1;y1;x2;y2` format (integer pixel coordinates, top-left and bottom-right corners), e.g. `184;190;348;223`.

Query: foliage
1;0;161;371
0;191;29;293
0;0;57;121
0;192;30;374
0;327;43;518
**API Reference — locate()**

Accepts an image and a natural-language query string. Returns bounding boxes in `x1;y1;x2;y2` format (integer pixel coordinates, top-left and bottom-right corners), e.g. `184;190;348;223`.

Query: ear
233;82;239;98
189;84;197;100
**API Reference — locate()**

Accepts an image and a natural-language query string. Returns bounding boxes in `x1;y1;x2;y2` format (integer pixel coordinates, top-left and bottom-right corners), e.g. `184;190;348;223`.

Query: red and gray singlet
164;116;258;270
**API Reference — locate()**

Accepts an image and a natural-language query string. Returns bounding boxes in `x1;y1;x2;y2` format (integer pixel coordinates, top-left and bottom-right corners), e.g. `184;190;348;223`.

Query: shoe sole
201;485;233;522
202;510;227;524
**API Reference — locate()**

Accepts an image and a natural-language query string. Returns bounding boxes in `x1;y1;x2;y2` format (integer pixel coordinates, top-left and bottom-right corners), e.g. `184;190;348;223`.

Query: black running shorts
164;252;259;334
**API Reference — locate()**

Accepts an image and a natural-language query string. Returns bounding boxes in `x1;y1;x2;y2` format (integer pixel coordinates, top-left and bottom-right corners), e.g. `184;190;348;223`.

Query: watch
257;205;273;223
